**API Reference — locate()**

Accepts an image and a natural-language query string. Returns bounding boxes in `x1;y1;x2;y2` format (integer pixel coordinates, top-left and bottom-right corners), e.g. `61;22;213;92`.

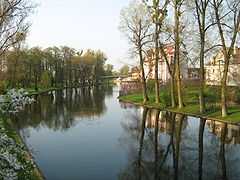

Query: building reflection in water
206;120;240;144
120;107;240;180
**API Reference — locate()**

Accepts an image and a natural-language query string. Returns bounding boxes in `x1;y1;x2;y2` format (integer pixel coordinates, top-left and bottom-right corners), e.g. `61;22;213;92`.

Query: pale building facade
205;47;240;86
144;44;188;84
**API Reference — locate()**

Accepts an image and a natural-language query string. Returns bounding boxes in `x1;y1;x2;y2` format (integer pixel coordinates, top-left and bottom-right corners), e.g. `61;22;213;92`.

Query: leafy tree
119;65;130;75
119;0;152;103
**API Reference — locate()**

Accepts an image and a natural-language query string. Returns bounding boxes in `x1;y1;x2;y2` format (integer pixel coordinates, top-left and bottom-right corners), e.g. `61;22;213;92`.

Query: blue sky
27;0;132;69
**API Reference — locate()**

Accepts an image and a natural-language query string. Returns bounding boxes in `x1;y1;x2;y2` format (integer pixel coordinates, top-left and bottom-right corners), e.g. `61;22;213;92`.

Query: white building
144;44;188;84
205;47;240;86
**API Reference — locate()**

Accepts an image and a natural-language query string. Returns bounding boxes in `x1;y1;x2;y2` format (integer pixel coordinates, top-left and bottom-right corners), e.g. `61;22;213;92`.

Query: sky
27;0;133;70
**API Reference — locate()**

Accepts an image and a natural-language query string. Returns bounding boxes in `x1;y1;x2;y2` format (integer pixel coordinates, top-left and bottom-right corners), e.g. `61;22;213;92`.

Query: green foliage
147;80;155;92
160;90;171;107
235;88;240;104
204;86;220;104
0;80;7;94
0;46;112;92
40;72;51;88
105;64;114;76
119;65;130;75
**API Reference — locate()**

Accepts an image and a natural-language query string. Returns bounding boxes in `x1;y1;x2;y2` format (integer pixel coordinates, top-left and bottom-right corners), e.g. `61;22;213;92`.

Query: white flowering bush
0;89;35;114
0;124;36;180
0;89;36;180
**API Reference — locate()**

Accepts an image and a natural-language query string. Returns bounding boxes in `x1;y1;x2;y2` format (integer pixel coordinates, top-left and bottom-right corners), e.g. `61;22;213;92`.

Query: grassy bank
0;117;44;180
119;86;240;123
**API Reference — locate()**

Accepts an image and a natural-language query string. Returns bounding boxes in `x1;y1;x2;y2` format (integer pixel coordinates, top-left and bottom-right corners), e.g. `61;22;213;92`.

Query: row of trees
0;0;114;93
0;46;113;91
119;0;240;117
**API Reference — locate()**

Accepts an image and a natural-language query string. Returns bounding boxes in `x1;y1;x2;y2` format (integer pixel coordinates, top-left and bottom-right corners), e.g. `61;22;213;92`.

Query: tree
173;0;185;108
119;0;151;103
143;0;170;104
212;0;240;117
0;0;34;56
105;64;114;76
119;65;130;76
194;0;211;113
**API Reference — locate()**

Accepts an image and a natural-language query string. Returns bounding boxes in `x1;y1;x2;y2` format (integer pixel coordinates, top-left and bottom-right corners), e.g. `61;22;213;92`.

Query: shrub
0;81;7;94
235;89;240;103
147;79;155;93
160;90;171;106
204;86;220;104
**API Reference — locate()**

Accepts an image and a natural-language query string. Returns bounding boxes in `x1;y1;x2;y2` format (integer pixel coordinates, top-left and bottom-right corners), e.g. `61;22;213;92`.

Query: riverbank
0;118;44;180
119;93;240;124
26;83;115;96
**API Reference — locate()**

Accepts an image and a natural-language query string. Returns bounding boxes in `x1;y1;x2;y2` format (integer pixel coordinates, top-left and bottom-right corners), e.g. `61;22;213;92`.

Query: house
144;44;188;84
188;68;200;80
130;66;141;80
205;47;240;86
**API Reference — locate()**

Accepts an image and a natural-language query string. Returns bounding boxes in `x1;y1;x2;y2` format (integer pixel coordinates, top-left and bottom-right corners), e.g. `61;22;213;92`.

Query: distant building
205;47;240;86
144;44;188;84
130;66;141;80
188;68;200;80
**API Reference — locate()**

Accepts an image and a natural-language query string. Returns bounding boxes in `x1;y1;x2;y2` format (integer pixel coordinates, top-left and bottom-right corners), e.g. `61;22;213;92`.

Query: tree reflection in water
10;86;113;132
120;108;240;180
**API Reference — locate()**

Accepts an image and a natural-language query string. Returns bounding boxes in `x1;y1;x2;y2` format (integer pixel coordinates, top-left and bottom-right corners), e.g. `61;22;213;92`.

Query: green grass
119;86;240;123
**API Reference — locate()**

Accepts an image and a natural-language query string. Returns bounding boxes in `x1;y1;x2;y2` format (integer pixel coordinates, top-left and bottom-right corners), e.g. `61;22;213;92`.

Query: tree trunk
170;76;176;108
199;37;206;113
154;110;160;180
221;71;228;117
154;23;160;104
139;49;149;104
221;53;229;117
174;4;183;108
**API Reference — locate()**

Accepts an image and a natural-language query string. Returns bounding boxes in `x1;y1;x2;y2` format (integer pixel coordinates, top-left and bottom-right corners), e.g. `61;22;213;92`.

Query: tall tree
119;65;130;76
212;0;240;117
173;0;185;108
159;42;176;107
119;0;151;103
0;0;34;55
143;0;170;104
194;0;211;113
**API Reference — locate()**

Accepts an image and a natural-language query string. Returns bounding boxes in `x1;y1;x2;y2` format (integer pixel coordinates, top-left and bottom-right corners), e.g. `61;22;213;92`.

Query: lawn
118;85;240;123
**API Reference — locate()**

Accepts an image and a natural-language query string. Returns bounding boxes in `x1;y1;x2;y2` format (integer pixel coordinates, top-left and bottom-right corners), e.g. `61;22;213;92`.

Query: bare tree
0;0;34;56
194;0;211;113
212;0;240;117
172;0;185;109
143;0;170;104
119;0;152;103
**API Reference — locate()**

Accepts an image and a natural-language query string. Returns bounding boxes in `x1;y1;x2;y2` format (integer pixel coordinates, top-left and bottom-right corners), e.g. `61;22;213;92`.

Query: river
10;85;240;180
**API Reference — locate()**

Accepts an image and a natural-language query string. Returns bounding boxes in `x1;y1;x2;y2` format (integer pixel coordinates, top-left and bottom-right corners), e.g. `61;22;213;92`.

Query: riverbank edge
118;96;240;125
15;129;45;180
27;83;115;96
0;118;45;180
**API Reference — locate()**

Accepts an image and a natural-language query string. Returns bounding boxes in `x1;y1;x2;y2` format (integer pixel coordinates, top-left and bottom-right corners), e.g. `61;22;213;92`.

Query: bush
204;86;220;103
40;72;51;88
235;89;240;103
0;81;7;94
147;80;155;93
160;90;171;106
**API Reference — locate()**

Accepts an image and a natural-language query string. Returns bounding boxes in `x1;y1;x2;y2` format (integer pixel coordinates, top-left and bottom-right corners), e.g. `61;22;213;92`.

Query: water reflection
120;108;240;180
11;86;113;131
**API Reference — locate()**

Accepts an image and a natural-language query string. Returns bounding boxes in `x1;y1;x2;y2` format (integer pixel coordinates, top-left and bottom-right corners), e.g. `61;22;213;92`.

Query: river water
11;85;240;180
